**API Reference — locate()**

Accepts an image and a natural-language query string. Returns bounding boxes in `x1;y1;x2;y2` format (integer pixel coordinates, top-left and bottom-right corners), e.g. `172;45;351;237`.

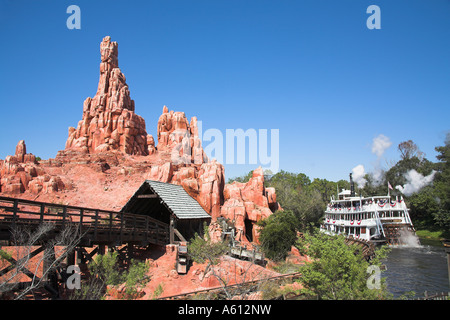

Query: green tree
398;140;424;161
89;251;123;286
309;178;336;204
268;170;311;191
258;210;298;261
227;170;254;184
70;251;150;300
122;259;151;298
266;171;324;230
296;231;392;300
432;133;450;229
188;223;228;265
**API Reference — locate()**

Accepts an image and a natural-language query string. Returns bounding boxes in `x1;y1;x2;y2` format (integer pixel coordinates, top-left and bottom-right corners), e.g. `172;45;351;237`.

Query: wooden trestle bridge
0;195;170;298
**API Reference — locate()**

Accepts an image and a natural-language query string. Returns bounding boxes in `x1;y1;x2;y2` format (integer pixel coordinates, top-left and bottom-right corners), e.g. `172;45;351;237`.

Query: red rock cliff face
146;106;224;220
155;105;208;165
65;36;150;156
220;167;280;244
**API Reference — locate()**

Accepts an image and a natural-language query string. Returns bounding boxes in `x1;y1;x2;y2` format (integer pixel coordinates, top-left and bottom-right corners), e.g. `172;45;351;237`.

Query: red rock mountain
0;36;280;244
65;36;150;156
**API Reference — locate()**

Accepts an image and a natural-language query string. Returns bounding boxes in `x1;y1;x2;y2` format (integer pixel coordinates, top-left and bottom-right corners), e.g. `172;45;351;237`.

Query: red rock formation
0;140;65;195
65;36;150;156
146;105;223;218
220;167;280;244
156;105;208;165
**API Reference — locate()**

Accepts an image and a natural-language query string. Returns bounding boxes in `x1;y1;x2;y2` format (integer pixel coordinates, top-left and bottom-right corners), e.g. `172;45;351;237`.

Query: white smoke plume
370;134;392;185
395;169;436;196
371;134;392;157
352;164;367;188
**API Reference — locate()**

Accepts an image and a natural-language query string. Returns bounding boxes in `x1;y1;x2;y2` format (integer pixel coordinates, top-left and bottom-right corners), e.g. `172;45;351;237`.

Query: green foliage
296;231;392;300
270;261;303;274
89;251;122;286
71;251;150;300
265;171;326;230
188;223;228;264
432;134;450;229
407;186;439;225
123;259;150;297
152;283;164;299
0;249;11;261
258;210;298;261
227;170;254;184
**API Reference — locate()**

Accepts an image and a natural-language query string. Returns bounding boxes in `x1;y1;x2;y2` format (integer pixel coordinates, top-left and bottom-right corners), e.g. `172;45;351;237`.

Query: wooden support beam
67;248;76;266
137;194;158;199
174;228;186;242
170;216;175;244
0;246;45;277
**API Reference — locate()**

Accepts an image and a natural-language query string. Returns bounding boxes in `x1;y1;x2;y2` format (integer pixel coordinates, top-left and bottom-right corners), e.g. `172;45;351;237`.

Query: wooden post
79;209;84;234
12;199;18;230
132;215;136;240
39;203;45;224
128;244;134;260
67;248;76;267
61;206;67;229
170;216;175;244
145;216;149;244
119;212;124;244
94;210;99;240
109;211;113;241
43;245;58;298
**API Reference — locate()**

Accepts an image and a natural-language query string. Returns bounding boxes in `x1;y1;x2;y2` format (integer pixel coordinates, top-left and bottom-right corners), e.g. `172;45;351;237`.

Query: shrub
258;210;298;261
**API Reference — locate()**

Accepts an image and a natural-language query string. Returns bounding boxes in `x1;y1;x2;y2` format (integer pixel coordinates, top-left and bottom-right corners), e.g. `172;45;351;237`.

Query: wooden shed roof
121;180;211;220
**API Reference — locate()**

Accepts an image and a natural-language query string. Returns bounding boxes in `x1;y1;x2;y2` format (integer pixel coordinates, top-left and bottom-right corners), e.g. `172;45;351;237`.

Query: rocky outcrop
220;167;281;244
144;105;222;218
156;105;208;165
146;158;225;220
0;140;65;194
65;36;150;156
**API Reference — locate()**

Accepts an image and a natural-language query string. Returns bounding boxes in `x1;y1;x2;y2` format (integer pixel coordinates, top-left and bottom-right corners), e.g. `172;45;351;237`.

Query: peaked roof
121;180;211;220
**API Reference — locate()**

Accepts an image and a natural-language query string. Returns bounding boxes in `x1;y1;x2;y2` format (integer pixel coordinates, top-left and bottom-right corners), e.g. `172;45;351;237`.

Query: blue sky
1;0;449;182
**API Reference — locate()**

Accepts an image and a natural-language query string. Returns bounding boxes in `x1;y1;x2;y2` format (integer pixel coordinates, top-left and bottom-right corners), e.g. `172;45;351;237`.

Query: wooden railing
0;196;169;246
417;291;450;300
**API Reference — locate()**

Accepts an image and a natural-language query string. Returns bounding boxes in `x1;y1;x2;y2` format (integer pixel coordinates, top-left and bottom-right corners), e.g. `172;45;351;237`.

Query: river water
382;239;449;298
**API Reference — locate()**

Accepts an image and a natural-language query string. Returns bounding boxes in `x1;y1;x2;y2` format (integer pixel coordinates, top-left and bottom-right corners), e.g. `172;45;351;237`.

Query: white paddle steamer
320;174;416;245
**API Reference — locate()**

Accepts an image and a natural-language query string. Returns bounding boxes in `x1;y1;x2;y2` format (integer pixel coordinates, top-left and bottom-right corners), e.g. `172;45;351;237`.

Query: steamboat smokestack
350;173;355;197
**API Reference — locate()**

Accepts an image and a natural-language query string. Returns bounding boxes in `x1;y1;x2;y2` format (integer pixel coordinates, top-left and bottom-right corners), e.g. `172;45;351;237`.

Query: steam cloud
371;134;392;185
352;164;367;188
371;134;392;157
395;169;436;196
